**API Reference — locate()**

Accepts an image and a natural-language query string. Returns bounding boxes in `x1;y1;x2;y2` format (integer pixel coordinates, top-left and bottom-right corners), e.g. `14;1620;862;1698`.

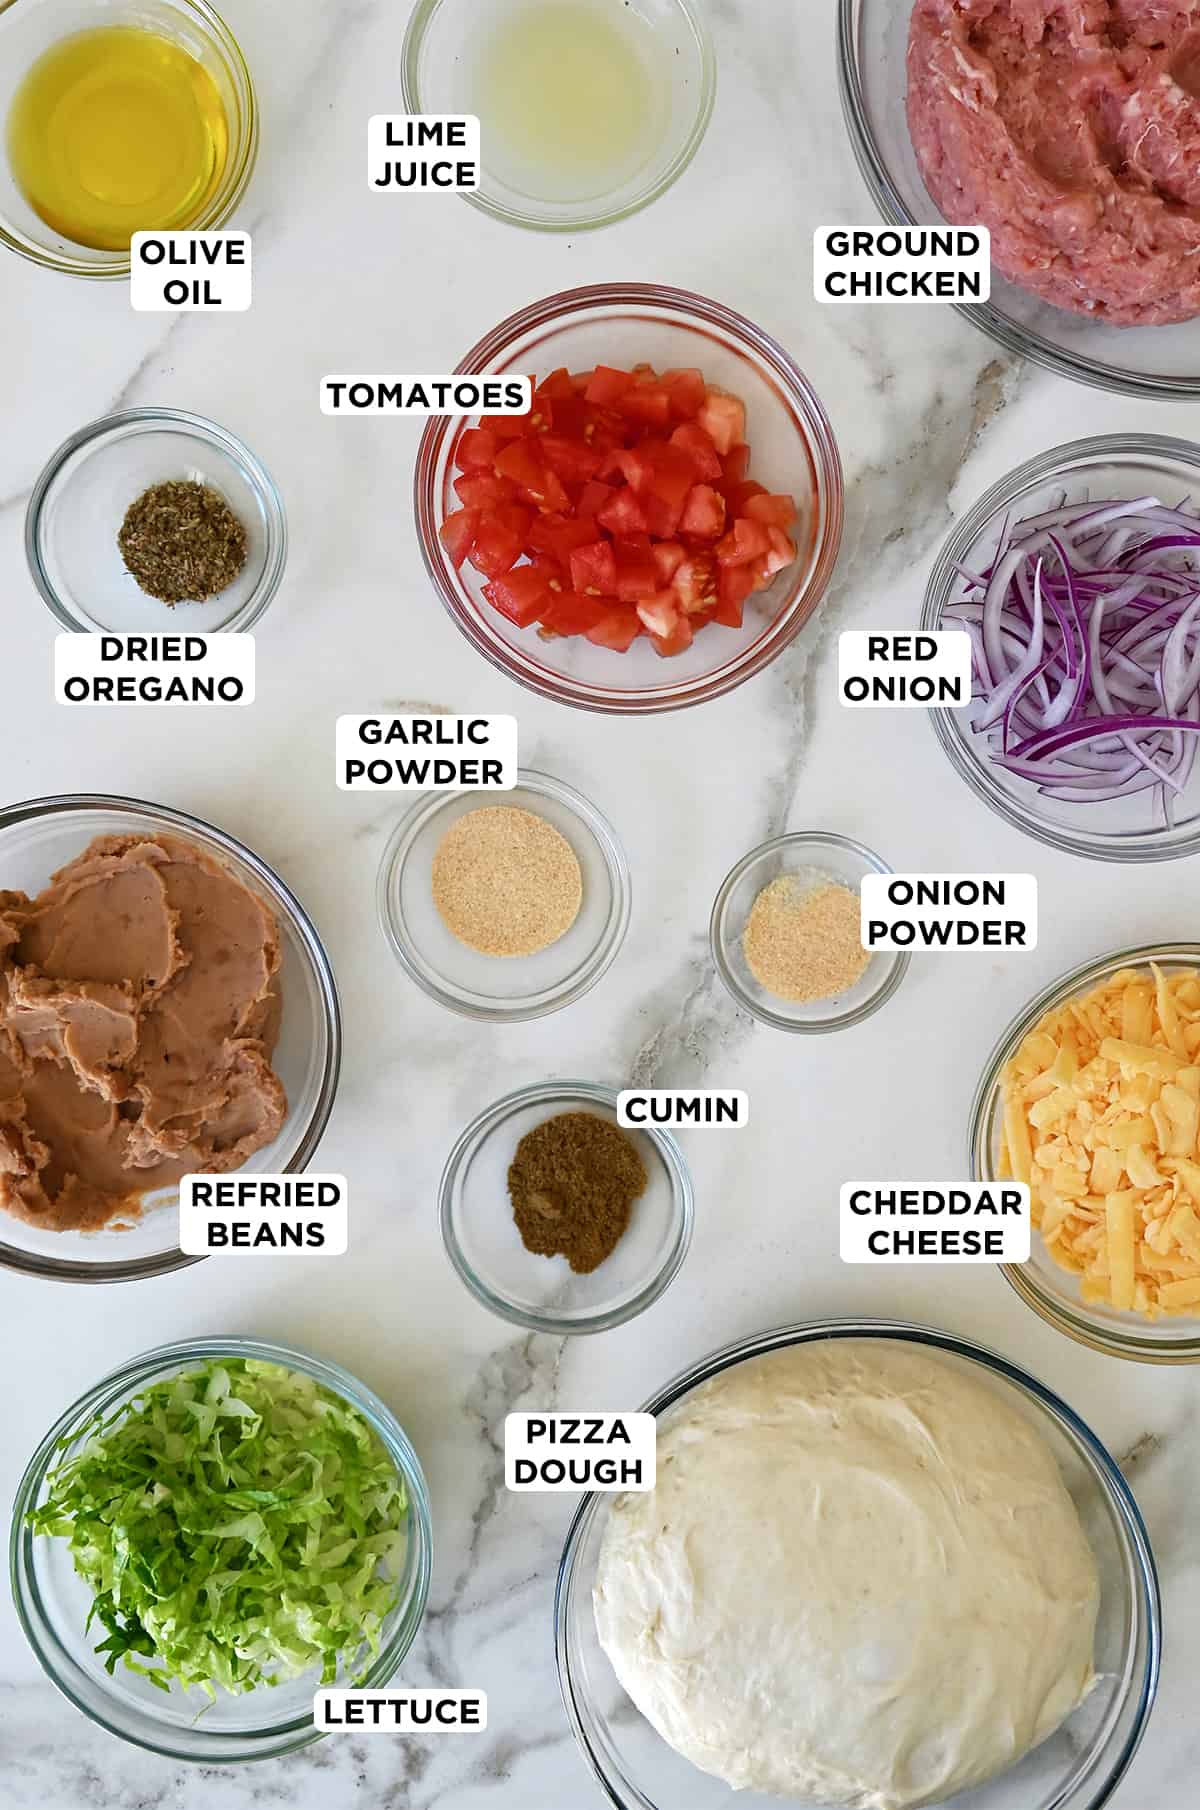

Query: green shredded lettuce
28;1358;408;1696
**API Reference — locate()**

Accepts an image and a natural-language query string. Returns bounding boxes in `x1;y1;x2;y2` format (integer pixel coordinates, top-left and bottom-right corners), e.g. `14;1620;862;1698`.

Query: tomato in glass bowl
415;284;844;715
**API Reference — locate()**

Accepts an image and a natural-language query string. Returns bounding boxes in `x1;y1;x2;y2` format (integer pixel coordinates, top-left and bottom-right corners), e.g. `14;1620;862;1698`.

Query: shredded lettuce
29;1358;409;1696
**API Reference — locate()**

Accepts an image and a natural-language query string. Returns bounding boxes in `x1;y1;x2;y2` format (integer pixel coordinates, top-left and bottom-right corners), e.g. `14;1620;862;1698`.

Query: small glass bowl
838;0;1200;399
439;1080;693;1335
26;408;287;635
0;0;258;278
402;0;715;233
971;943;1200;1364
710;831;908;1032
10;1336;432;1761
923;435;1200;863
556;1319;1161;1810
415;283;844;714
377;770;630;1022
0;795;340;1284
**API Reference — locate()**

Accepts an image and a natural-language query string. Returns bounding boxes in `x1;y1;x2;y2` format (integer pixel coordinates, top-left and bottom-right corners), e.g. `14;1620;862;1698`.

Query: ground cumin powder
508;1111;647;1274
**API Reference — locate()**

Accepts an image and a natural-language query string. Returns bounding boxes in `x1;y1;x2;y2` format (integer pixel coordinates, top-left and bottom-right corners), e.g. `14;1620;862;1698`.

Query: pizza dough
594;1340;1099;1808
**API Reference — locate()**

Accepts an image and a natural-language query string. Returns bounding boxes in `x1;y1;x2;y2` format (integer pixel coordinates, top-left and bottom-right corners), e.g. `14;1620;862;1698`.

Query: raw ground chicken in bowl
415;284;843;713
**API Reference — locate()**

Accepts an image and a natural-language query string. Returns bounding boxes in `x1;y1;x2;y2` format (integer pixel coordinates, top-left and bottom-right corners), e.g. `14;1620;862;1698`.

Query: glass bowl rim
24;405;288;635
970;939;1200;1362
413;280;845;716
400;0;717;234
9;1334;433;1762
376;767;632;1022
0;0;260;279
709;829;910;1032
921;433;1200;864
0;791;341;1284
439;1078;694;1334
835;0;1200;401
555;1314;1162;1810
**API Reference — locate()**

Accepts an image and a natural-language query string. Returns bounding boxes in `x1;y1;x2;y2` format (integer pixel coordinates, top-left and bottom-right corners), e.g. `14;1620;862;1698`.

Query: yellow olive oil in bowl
7;24;229;251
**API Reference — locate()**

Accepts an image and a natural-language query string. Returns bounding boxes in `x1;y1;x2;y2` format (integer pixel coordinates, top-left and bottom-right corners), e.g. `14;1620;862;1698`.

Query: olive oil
7;26;229;252
470;0;666;204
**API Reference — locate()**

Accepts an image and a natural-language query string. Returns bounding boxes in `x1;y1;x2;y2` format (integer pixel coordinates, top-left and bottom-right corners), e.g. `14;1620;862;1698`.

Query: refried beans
907;0;1200;324
0;833;287;1231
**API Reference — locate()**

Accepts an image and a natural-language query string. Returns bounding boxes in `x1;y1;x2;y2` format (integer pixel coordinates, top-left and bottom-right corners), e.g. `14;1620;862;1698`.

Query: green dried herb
118;479;248;605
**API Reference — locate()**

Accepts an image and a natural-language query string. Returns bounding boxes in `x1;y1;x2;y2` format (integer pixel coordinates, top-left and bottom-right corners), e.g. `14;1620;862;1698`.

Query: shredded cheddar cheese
999;963;1200;1317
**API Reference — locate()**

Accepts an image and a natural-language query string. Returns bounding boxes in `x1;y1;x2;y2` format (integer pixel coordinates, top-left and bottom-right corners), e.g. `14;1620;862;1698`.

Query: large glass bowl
971;943;1200;1364
10;1336;432;1761
402;0;715;232
837;0;1200;400
415;283;843;714
0;795;340;1283
922;436;1200;863
0;0;258;278
556;1319;1160;1810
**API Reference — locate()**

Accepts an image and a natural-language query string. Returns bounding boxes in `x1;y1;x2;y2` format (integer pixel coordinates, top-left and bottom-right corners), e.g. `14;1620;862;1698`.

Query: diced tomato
652;540;686;583
635;592;681;638
570;540;619;597
698;389;747;456
673;554;718;614
439;506;479;570
670;423;723;481
618;385;672;430
479;412;528;440
744;492;799;530
641;492;683;539
598;485;649;538
540;434;602;484
467;517;524;579
482;566;553;627
585;365;634;407
444;362;775;658
680;485;726;540
455;427;500;472
454;472;516;510
715;562;755;627
649;614;695;657
577;478;615;520
528;513;601;562
762;526;798;577
536;367;575;403
639;441;697;508
727;479;768;516
494;442;570;514
716;517;771;567
494;502;534;542
538;592;609;636
662;368;707;420
585;605;642;651
720;443;751;487
613;544;659;603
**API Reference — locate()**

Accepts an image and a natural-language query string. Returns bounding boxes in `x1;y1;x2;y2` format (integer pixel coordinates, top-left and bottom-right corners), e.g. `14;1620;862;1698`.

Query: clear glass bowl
710;831;908;1032
377;769;630;1022
10;1336;432;1761
415;283;844;714
0;795;340;1283
401;0;715;232
556;1319;1161;1810
837;0;1200;400
971;943;1200;1364
0;0;258;278
440;1080;693;1334
922;436;1200;863
26;408;287;634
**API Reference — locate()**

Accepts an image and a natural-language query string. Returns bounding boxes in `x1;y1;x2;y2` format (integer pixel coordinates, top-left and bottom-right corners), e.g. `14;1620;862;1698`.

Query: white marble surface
1;2;1199;1806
